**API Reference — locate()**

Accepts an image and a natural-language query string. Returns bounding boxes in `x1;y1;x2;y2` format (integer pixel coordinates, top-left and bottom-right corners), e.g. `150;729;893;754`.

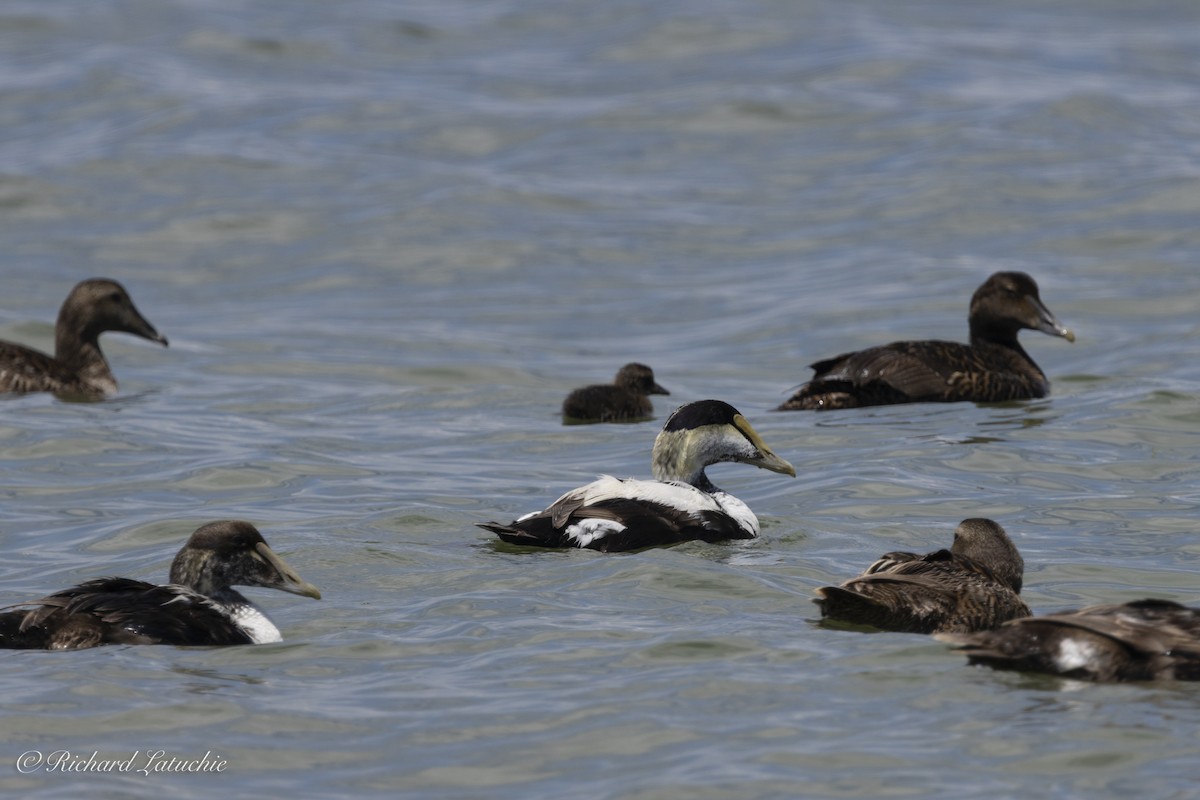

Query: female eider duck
778;271;1074;410
938;599;1200;682
814;518;1030;634
0;277;168;399
562;363;670;423
480;399;796;551
0;521;320;650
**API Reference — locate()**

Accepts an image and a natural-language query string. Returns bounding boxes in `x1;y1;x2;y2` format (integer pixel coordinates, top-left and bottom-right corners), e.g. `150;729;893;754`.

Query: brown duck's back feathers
562;384;655;423
815;518;1029;634
0;342;76;395
938;598;1200;682
778;271;1073;410
562;363;668;423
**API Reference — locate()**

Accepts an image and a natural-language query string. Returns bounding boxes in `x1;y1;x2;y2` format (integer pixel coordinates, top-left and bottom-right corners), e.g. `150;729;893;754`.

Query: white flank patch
565;518;627;548
1053;637;1098;672
710;491;759;536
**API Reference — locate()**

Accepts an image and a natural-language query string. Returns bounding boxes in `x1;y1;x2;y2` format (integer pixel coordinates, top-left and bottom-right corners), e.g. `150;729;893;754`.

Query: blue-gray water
2;1;1199;797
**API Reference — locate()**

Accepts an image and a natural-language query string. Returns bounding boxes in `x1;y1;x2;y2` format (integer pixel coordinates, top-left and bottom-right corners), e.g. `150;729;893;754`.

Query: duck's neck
206;586;251;606
687;470;719;493
652;447;719;493
55;330;116;394
969;328;1042;376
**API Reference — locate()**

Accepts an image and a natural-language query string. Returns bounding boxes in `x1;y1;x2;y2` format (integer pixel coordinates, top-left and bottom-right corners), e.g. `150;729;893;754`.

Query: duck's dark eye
109;292;122;303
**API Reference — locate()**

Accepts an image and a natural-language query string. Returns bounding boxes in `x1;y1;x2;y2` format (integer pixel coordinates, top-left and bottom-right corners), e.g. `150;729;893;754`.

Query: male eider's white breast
228;602;282;644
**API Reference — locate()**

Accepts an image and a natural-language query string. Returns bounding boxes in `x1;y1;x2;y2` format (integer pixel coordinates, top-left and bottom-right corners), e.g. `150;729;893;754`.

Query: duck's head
614;363;669;396
60;278;169;349
969;271;1074;345
951;517;1025;593
169;521;321;600
651;399;796;489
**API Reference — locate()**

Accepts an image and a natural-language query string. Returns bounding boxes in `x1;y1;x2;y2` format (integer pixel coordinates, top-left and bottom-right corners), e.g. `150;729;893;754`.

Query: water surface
1;1;1199;797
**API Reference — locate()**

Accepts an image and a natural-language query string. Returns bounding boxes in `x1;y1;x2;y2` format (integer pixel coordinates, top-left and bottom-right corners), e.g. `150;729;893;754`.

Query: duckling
778;272;1074;410
0;521;320;649
938;598;1200;682
814;518;1030;634
0;278;168;399
480;399;795;551
562;363;669;423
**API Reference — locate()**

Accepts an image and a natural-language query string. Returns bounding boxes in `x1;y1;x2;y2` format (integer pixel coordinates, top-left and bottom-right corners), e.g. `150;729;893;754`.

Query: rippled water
2;0;1199;797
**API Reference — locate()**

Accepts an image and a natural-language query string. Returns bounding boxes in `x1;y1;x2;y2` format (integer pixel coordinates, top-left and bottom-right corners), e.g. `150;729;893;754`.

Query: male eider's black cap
662;399;740;432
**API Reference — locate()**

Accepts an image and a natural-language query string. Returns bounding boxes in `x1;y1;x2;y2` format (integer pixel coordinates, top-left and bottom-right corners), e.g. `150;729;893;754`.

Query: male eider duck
0;278;168;399
480;399;796;551
0;521;320;650
562;363;670;423
814;518;1030;634
777;271;1074;410
938;599;1200;682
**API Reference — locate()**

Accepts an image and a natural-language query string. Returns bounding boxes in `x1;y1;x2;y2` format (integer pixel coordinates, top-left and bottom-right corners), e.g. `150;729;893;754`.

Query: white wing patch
1053;636;1099;672
565;518;628;548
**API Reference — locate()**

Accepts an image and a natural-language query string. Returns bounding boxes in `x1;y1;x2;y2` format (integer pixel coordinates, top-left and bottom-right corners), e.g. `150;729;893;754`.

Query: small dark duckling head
59;278;169;353
652;399;796;488
169;521;321;600
969;271;1074;345
951;517;1025;593
614;363;669;396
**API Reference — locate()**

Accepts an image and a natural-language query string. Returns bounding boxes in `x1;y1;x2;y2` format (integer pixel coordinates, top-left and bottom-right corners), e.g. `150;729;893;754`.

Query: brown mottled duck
778;272;1074;410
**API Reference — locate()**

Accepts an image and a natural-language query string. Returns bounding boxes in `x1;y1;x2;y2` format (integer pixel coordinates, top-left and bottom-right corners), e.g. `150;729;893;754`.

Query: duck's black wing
1;578;253;649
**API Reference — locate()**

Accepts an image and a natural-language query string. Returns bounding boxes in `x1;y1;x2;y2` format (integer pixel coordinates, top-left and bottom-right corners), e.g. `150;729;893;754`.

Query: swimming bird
0;521;320;650
562;363;670;423
480;399;796;551
937;599;1200;682
0;278;168;399
777;271;1074;410
814;518;1030;634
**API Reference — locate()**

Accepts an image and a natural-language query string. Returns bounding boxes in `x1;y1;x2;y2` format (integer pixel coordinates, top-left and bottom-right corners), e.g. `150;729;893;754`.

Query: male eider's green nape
652;399;796;488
